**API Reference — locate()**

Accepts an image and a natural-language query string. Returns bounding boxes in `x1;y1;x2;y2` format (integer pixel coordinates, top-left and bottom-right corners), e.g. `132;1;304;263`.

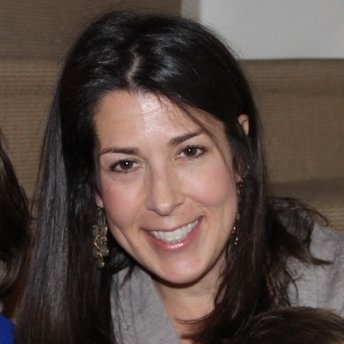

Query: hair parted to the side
0;130;28;299
17;11;323;343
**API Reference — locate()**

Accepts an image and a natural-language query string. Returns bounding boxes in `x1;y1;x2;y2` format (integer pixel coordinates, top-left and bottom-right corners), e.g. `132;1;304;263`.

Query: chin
152;265;216;289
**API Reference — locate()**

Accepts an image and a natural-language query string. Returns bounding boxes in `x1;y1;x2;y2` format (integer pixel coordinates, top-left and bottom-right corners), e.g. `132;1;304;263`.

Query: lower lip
147;218;202;251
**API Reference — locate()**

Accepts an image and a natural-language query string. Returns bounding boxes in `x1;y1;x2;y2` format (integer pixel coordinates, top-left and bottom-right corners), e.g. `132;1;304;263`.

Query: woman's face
94;90;239;290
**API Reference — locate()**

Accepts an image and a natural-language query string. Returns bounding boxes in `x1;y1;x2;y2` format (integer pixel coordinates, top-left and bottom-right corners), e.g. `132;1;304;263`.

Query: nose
145;165;184;216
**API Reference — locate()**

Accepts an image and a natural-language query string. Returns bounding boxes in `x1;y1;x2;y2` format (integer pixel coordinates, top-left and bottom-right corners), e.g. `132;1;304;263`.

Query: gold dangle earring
92;206;110;268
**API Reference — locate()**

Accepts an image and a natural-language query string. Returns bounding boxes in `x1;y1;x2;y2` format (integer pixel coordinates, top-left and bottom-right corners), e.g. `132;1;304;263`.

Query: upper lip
144;217;200;232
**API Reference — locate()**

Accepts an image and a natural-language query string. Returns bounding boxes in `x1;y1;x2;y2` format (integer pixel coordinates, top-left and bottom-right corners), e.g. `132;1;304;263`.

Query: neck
153;275;219;341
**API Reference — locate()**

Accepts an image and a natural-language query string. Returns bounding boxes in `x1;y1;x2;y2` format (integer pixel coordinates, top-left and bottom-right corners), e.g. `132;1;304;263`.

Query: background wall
0;0;181;59
182;0;344;59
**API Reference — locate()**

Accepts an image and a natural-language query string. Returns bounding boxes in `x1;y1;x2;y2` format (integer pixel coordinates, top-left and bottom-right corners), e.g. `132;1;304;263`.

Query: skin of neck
152;256;225;339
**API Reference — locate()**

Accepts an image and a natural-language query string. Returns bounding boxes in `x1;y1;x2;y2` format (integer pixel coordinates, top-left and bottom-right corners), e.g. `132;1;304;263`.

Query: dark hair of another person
0;131;28;299
235;307;344;344
16;11;326;343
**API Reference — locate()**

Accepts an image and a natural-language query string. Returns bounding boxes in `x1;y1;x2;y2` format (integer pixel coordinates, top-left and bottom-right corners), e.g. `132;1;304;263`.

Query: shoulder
0;314;15;344
288;224;344;316
111;267;180;344
310;223;344;261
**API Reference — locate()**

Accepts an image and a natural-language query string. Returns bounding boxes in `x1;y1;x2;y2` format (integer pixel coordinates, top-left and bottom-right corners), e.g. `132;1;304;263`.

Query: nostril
145;176;184;216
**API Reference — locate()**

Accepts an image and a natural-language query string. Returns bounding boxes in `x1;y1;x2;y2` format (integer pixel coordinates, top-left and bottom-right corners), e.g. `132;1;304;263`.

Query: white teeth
151;219;198;243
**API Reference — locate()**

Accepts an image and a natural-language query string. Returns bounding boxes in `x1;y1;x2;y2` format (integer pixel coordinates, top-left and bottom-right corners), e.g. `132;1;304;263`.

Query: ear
238;114;249;135
235;114;250;183
95;191;104;208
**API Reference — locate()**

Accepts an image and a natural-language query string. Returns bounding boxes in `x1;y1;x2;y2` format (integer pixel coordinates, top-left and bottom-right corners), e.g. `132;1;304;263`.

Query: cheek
184;160;237;207
98;174;143;231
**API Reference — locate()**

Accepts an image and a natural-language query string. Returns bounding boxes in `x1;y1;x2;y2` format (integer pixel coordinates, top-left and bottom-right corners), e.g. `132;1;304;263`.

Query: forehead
93;90;229;151
94;91;193;136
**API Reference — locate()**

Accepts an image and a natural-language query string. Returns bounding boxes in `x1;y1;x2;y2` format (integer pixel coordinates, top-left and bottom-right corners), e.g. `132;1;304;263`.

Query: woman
0;130;28;343
17;11;344;343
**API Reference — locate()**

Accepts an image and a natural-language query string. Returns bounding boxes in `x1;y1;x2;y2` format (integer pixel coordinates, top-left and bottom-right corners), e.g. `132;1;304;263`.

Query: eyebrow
99;129;205;156
168;129;204;146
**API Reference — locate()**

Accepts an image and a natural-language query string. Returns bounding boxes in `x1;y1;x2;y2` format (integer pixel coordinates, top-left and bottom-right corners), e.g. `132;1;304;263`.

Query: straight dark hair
0;130;28;299
17;11;323;343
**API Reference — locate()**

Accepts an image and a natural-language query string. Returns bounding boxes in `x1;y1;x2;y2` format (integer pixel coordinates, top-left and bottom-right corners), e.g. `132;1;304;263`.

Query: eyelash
177;145;206;159
109;159;140;174
108;145;206;174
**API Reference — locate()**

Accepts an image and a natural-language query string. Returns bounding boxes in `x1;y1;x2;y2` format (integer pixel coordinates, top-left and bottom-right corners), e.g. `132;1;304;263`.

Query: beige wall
0;0;181;59
182;0;344;59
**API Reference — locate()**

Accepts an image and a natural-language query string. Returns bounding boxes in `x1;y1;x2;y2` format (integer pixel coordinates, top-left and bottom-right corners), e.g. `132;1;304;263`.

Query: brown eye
179;145;205;159
110;159;137;173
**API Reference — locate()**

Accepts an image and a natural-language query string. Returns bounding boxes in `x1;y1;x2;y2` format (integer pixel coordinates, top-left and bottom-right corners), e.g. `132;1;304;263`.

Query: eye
178;145;206;159
110;159;139;173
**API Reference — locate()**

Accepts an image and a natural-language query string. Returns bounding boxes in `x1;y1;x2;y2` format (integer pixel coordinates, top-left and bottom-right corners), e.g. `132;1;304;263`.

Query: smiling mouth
150;219;199;244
